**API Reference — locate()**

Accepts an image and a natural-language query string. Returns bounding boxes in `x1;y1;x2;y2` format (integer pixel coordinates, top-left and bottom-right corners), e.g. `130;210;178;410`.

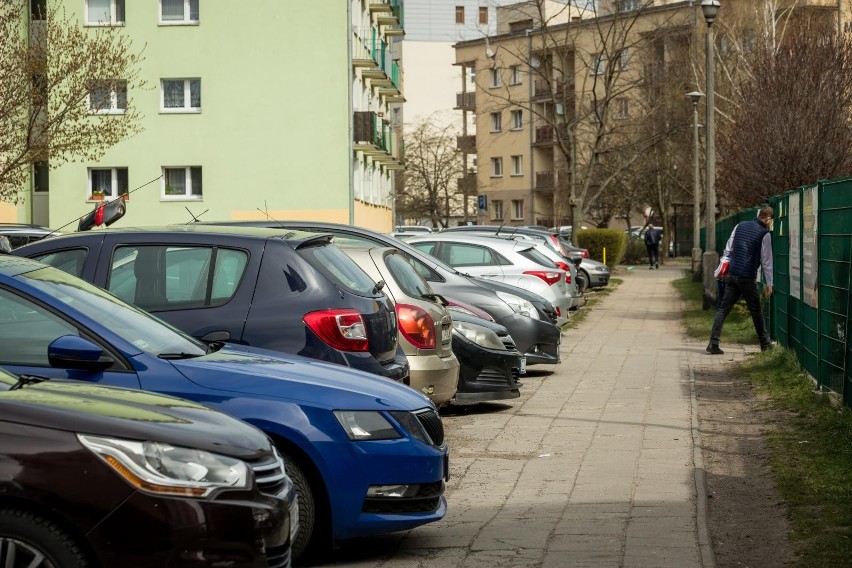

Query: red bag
714;258;730;280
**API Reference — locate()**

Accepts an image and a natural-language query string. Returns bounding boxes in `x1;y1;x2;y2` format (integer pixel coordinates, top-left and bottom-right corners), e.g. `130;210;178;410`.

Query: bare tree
716;17;852;208
469;0;691;242
400;119;466;228
0;2;145;203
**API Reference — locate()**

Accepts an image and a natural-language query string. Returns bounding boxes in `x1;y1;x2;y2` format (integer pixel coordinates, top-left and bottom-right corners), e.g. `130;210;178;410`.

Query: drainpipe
347;1;355;225
527;29;536;225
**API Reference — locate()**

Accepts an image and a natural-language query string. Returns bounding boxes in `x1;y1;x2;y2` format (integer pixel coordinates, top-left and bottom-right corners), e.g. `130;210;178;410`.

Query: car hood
0;379;271;459
169;344;434;411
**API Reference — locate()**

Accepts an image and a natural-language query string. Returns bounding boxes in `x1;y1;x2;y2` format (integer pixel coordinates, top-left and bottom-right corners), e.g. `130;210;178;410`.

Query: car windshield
19;266;206;357
384;252;433;298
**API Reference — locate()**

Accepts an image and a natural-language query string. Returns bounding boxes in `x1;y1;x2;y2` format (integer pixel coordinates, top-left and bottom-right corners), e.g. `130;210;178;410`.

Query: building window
88;167;128;199
511;110;523;130
33;162;49;193
511;155;523;176
493;200;504;220
616;48;630;71
479;6;488;25
591;53;605;75
490;112;502;132
163;166;202;199
617;0;640;11
490;157;503;177
614;97;630;119
86;0;125;25
509;65;522;85
511;199;524;220
30;0;46;20
87;80;127;114
160;0;199;24
490;68;501;88
455;5;464;24
161;79;201;112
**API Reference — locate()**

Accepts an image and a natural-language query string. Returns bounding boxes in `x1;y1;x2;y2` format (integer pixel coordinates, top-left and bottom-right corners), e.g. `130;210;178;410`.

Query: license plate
441;324;452;344
519;357;526;375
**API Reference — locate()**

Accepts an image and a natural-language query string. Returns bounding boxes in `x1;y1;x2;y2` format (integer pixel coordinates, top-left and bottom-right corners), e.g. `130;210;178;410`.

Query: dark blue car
0;256;447;561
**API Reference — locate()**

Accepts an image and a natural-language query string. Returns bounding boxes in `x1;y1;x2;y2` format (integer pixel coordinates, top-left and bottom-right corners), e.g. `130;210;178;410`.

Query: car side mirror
48;335;115;371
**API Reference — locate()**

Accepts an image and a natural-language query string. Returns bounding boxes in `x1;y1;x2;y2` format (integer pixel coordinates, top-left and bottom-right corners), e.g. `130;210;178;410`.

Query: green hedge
623;237;647;265
576;229;626;269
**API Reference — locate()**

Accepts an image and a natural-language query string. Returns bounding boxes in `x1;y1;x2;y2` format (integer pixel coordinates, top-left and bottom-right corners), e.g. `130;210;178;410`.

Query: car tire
0;509;92;568
282;453;315;562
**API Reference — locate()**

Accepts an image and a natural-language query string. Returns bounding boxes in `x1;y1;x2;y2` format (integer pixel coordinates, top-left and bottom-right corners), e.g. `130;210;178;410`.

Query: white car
407;234;574;327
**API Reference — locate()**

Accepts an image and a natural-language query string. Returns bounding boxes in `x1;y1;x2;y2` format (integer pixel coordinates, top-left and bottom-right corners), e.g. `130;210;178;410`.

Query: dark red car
0;370;294;567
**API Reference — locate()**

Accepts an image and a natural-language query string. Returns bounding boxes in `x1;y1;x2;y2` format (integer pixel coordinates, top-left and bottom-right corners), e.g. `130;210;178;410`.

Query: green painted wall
48;0;352;228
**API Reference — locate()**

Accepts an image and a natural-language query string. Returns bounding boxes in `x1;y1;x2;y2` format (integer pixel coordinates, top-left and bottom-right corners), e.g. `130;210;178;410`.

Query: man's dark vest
728;219;768;280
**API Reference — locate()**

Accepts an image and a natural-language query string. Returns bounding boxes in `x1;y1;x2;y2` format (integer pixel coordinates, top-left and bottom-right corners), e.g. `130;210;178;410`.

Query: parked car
0;371;293;567
394;225;433;234
0;223;54;249
579;257;611;288
16;225;409;383
406;234;573;327
200;221;562;367
441;224;589;260
342;246;459;405
0;255;448;561
448;309;523;402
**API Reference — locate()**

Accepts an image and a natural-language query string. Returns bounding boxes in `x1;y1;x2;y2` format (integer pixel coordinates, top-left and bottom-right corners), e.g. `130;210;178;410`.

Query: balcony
535;171;554;190
533;124;567;146
456;173;476;195
456;135;476;153
352;30;378;68
455;91;475;110
371;0;402;26
533;79;575;101
354;111;389;154
533;79;550;101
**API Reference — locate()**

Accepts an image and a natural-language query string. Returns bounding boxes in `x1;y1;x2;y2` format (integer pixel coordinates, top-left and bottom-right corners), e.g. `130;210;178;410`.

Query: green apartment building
14;0;404;231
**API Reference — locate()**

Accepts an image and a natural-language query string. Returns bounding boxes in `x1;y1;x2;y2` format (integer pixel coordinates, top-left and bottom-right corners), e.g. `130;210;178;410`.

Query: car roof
0;255;48;277
408;233;536;250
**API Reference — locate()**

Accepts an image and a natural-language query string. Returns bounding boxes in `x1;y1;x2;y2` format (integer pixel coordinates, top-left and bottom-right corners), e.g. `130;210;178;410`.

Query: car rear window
297;243;378;296
384;252;433;298
517;247;557;268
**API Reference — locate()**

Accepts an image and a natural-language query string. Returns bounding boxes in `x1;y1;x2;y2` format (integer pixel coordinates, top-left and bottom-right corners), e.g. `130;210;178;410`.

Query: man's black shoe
655;262;659;269
706;343;724;355
760;341;776;352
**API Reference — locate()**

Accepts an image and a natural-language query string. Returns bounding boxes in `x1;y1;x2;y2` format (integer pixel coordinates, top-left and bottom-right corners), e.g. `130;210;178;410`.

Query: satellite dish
486;47;495;59
530;55;541;69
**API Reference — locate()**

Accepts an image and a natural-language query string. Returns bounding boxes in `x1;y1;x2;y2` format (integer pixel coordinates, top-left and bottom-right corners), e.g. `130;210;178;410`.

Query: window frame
85;0;125;26
511;199;524;220
161;78;201;113
490;68;501;88
478;6;488;25
509;65;522;86
455;5;464;24
511;155;523;177
87;80;127;115
162;166;203;200
490;111;502;132
492;200;504;221
614;97;630;119
159;0;199;25
88;167;128;200
590;53;606;75
511;109;523;130
490;157;503;178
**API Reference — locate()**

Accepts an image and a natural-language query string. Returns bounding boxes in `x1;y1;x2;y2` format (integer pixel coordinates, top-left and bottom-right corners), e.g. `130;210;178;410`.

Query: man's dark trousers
710;274;770;346
646;244;659;267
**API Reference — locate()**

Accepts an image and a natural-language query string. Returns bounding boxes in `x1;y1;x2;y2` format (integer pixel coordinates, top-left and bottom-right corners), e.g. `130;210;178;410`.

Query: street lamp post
687;91;704;282
701;0;720;309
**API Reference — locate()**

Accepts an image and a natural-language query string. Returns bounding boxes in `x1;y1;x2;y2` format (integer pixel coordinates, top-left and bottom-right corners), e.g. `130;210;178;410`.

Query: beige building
453;0;849;228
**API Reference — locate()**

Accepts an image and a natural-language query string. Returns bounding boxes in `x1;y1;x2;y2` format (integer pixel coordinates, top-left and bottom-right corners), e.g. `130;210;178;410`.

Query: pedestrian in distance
707;205;775;355
643;224;661;269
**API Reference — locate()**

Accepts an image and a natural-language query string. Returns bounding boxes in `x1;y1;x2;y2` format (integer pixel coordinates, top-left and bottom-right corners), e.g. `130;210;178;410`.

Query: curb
689;363;717;568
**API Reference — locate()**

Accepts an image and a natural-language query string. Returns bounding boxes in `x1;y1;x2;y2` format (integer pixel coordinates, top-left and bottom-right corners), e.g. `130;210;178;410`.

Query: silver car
407;234;573;327
342;246;460;405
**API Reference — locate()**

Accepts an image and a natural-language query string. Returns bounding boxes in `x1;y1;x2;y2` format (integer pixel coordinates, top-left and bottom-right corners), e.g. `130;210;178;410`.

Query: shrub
623;237;647;265
576;229;626;269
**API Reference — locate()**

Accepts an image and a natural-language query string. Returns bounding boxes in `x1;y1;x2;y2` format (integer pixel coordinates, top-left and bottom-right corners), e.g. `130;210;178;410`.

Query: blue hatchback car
0;256;448;561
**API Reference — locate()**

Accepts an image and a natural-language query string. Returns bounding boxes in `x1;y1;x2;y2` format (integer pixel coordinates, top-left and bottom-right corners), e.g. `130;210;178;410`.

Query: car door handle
481;273;501;277
201;331;231;342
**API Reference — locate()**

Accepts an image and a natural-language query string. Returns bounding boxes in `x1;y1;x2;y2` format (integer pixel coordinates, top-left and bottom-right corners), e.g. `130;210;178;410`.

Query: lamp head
701;0;721;26
686;91;705;106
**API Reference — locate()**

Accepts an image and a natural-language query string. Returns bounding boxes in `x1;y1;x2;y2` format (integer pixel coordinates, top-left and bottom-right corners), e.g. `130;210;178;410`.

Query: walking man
643;224;661;269
707;205;774;355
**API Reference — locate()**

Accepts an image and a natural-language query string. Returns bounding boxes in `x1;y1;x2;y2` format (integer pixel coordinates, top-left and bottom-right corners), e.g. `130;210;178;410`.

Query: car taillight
582;249;589;258
555;261;573;284
396;304;436;349
523;270;563;286
556;307;561;317
303;309;369;352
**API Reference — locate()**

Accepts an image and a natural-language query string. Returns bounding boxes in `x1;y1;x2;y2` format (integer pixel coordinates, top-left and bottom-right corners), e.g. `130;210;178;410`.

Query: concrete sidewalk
330;263;752;567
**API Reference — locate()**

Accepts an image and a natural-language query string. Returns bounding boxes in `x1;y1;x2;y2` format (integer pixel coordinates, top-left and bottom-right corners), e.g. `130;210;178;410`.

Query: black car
15;225;408;381
0;371;293;567
202;221;562;366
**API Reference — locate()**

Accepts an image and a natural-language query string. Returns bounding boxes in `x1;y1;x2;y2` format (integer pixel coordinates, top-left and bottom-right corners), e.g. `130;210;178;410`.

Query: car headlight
452;320;506;350
495;291;540;320
333;410;402;441
78;435;250;497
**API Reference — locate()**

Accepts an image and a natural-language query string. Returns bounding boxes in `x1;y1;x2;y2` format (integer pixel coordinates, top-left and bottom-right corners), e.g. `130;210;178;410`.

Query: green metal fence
713;177;852;409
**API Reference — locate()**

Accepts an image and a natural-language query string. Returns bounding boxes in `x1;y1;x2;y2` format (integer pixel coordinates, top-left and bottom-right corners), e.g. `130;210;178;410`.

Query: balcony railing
533;124;567;145
533;79;575;100
535;171;554;189
456;173;476;194
455;91;475;110
354;111;389;153
456;135;476;153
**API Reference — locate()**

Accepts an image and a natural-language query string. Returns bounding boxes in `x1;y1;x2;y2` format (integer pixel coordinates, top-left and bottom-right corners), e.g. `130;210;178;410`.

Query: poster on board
789;195;801;300
801;186;818;308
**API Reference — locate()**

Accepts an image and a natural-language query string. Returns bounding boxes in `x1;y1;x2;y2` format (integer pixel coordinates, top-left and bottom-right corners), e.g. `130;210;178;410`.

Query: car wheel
282;453;316;562
577;270;589;293
0;509;91;568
